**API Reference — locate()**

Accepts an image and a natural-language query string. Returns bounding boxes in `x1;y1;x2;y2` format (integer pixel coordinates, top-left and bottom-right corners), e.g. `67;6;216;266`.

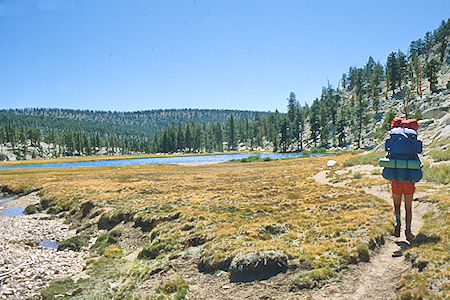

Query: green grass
343;151;385;167
91;228;123;255
427;148;450;162
151;277;189;300
138;230;180;260
423;164;450;185
58;234;89;251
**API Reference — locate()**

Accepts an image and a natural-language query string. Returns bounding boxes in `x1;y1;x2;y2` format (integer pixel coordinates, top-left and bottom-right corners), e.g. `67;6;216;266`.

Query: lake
0;152;331;170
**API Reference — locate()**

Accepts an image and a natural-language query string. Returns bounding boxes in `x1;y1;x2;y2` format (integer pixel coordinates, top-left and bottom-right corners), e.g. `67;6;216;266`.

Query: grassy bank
0;154;392;298
397;188;449;299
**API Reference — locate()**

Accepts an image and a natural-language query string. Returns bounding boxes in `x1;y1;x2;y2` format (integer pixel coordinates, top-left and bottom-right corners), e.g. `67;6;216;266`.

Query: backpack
381;119;423;182
402;119;419;131
385;127;422;160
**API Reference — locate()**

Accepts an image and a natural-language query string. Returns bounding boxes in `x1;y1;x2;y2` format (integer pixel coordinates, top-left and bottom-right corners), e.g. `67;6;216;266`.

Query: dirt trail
312;167;435;300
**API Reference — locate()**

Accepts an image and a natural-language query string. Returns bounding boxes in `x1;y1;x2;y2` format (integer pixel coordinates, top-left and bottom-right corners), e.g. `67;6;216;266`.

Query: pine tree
287;92;297;123
227;114;236;151
386;52;399;93
356;92;369;149
341;73;347;89
309;99;320;148
435;19;449;62
280;117;288;152
319;99;329;147
397;50;407;88
185;122;192;152
336;107;347;147
425;58;442;93
293;106;304;151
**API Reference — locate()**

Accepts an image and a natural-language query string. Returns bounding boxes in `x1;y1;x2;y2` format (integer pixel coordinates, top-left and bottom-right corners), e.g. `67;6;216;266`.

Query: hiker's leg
392;192;402;225
404;193;413;232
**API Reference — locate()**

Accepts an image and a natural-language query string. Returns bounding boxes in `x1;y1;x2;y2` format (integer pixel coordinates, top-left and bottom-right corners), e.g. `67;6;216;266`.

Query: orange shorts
391;181;415;195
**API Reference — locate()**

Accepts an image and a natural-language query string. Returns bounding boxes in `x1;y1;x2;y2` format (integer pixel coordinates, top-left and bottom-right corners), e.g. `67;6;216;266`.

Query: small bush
58;235;88;251
24;204;37;215
91;229;122;255
353;172;362;179
292;267;336;289
153;277;189;300
357;244;370;262
371;169;381;175
138;233;178;260
103;245;123;258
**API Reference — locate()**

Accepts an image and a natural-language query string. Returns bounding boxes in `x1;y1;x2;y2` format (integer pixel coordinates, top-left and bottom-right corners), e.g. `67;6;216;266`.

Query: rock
422;106;449;119
259;224;288;235
418;119;435;128
326;160;338;167
229;250;289;282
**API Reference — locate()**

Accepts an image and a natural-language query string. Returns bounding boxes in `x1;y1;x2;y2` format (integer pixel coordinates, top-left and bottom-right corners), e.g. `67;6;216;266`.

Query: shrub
153;277;189;300
103;245;123;258
353;172;362;179
24;204;37;215
138;233;178;260
91;229;122;255
58;235;88;251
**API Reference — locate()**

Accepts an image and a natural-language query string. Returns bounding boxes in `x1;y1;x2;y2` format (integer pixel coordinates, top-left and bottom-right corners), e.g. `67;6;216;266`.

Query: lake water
1;207;25;216
0;152;331;170
40;240;58;249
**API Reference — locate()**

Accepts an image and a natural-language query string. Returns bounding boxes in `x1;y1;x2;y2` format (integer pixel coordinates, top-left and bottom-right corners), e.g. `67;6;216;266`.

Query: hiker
381;117;422;242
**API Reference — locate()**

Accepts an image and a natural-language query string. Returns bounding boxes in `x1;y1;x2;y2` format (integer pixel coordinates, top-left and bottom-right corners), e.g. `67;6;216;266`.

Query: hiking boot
405;230;415;242
393;224;401;237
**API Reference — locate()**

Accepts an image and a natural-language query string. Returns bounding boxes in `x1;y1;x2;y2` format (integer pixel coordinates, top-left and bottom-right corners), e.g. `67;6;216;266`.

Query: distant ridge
0;108;269;139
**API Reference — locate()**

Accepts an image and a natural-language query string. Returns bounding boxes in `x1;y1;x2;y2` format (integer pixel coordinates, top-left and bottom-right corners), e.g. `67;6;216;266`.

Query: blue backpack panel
385;128;422;160
382;128;423;182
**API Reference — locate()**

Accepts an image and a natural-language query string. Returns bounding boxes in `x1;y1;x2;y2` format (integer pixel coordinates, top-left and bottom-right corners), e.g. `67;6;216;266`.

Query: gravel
0;195;87;299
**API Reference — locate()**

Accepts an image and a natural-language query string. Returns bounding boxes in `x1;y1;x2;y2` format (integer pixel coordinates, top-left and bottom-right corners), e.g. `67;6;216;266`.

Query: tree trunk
385;76;389;100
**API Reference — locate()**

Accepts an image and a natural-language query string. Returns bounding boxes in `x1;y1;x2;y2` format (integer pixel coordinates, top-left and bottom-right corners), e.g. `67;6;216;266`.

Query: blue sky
1;0;449;112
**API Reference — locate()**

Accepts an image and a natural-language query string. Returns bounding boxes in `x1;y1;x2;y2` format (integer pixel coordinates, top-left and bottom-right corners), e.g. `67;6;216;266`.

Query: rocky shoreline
0;193;87;299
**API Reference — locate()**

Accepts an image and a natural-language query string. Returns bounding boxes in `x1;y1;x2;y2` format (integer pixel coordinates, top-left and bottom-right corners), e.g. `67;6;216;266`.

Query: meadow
0;154;404;298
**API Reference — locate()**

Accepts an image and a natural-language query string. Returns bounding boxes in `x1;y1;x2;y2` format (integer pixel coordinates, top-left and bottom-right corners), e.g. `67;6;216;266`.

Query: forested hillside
0;19;449;160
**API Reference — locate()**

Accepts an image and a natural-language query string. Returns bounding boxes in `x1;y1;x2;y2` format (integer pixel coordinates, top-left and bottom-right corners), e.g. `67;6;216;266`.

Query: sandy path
312;167;434;300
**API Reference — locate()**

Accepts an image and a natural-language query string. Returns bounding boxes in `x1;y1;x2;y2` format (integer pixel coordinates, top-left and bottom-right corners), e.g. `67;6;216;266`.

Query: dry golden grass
0;154;392;288
397;187;450;299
